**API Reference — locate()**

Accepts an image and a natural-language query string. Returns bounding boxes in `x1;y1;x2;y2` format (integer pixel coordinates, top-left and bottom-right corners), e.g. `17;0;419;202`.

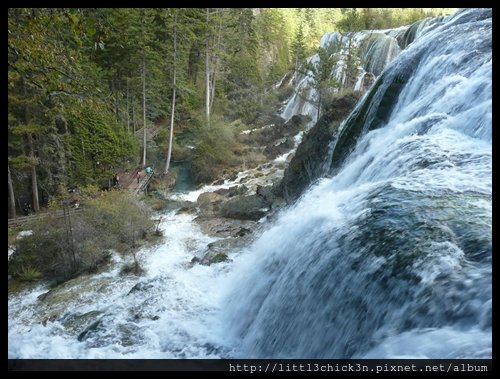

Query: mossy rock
220;194;270;221
211;252;228;263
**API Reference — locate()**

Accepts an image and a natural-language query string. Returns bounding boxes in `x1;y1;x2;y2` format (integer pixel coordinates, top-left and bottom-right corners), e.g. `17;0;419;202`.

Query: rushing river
8;8;491;359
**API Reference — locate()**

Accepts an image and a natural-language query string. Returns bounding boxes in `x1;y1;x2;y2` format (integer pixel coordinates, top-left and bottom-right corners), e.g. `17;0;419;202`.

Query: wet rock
77;319;104;342
263;138;295;159
194;216;255;238
220;194;270;221
235;227;251;237
211;252;228;264
200;226;257;265
212;179;225;186
228;185;248;197
196;192;225;216
256;185;276;204
200;248;230;265
60;310;103;333
197;192;224;208
271;197;287;210
279;91;362;203
176;205;197;215
127;281;154;295
214;188;230;196
164;200;196;212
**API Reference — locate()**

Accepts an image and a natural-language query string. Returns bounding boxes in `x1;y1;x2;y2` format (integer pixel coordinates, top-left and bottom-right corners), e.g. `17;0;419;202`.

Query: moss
8;278;38;295
211;252;228;263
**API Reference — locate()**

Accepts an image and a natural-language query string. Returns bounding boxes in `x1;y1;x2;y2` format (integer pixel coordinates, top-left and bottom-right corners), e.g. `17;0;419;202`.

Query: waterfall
280;14;458;126
223;8;491;359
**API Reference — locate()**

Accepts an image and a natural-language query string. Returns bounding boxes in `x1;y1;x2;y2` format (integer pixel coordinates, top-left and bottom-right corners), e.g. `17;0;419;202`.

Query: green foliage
66;102;139;187
337;8;364;32
306;41;342;118
191;119;240;183
17;266;42;282
9;191;153;284
84;191;154;251
8;7;456;206
291;22;307;71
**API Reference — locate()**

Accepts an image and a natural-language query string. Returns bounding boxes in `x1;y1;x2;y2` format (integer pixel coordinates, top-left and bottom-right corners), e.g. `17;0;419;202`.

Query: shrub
17;265;42;282
191;119;241;183
8;191;154;284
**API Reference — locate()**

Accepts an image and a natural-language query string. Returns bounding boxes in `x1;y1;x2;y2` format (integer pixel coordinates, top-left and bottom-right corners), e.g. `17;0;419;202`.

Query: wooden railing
8;207;83;229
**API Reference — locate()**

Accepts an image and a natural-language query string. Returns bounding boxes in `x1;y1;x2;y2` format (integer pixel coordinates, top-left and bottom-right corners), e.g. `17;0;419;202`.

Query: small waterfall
280;15;452;126
223;8;491;358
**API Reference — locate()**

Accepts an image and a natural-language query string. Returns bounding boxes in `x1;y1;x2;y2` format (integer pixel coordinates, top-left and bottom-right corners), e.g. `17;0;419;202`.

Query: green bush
8;191;154;284
17;265;42;282
66;102;139;188
191;119;241;183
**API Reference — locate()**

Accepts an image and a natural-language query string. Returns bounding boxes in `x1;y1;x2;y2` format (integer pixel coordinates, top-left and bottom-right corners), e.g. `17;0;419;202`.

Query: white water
280;24;411;125
8;9;491;359
8;213;238;358
222;8;491;358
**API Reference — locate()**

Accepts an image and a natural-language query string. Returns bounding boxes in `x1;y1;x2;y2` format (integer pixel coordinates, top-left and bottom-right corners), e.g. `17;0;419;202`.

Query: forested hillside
8;8;453;218
9;8;491;364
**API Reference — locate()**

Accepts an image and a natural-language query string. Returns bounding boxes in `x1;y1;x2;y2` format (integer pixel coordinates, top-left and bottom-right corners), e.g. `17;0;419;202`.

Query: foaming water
8;213;235;358
8;9;491;360
222;8;491;358
279;17;436;125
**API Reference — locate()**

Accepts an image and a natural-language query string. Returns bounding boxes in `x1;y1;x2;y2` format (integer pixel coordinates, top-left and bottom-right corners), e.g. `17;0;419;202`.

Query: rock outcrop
278;91;363;203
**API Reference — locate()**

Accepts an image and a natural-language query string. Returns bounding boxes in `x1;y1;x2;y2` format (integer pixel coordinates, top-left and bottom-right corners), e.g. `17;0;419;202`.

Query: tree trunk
205;8;211;128
8;164;16;218
126;78;130;134
22;76;39;213
165;13;177;175
209;9;222;112
142;47;147;166
132;90;136;134
28;133;40;213
317;92;322;121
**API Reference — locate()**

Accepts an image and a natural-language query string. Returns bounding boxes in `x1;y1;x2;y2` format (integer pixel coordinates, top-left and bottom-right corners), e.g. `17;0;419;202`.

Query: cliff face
278;90;362;203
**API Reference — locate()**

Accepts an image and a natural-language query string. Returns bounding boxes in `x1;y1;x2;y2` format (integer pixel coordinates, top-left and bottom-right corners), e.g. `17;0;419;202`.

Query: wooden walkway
8;170;154;229
8;207;83;228
116;168;154;194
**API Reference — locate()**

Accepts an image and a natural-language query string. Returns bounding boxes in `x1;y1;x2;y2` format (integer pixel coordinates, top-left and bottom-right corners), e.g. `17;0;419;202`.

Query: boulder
220;194;270;221
194;216;255;238
263;138;295;159
200;252;228;265
127;281;154;295
279;91;363;203
196;192;225;215
256;185;276;204
228;185;248;197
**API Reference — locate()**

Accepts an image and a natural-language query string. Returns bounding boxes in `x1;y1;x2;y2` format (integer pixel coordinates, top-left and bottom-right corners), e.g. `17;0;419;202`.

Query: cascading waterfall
222;8;491;359
7;9;491;361
280;15;453;127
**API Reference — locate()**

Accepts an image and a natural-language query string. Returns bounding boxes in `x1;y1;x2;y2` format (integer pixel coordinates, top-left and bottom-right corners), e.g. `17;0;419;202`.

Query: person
137;171;141;183
114;173;120;187
23;202;29;216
